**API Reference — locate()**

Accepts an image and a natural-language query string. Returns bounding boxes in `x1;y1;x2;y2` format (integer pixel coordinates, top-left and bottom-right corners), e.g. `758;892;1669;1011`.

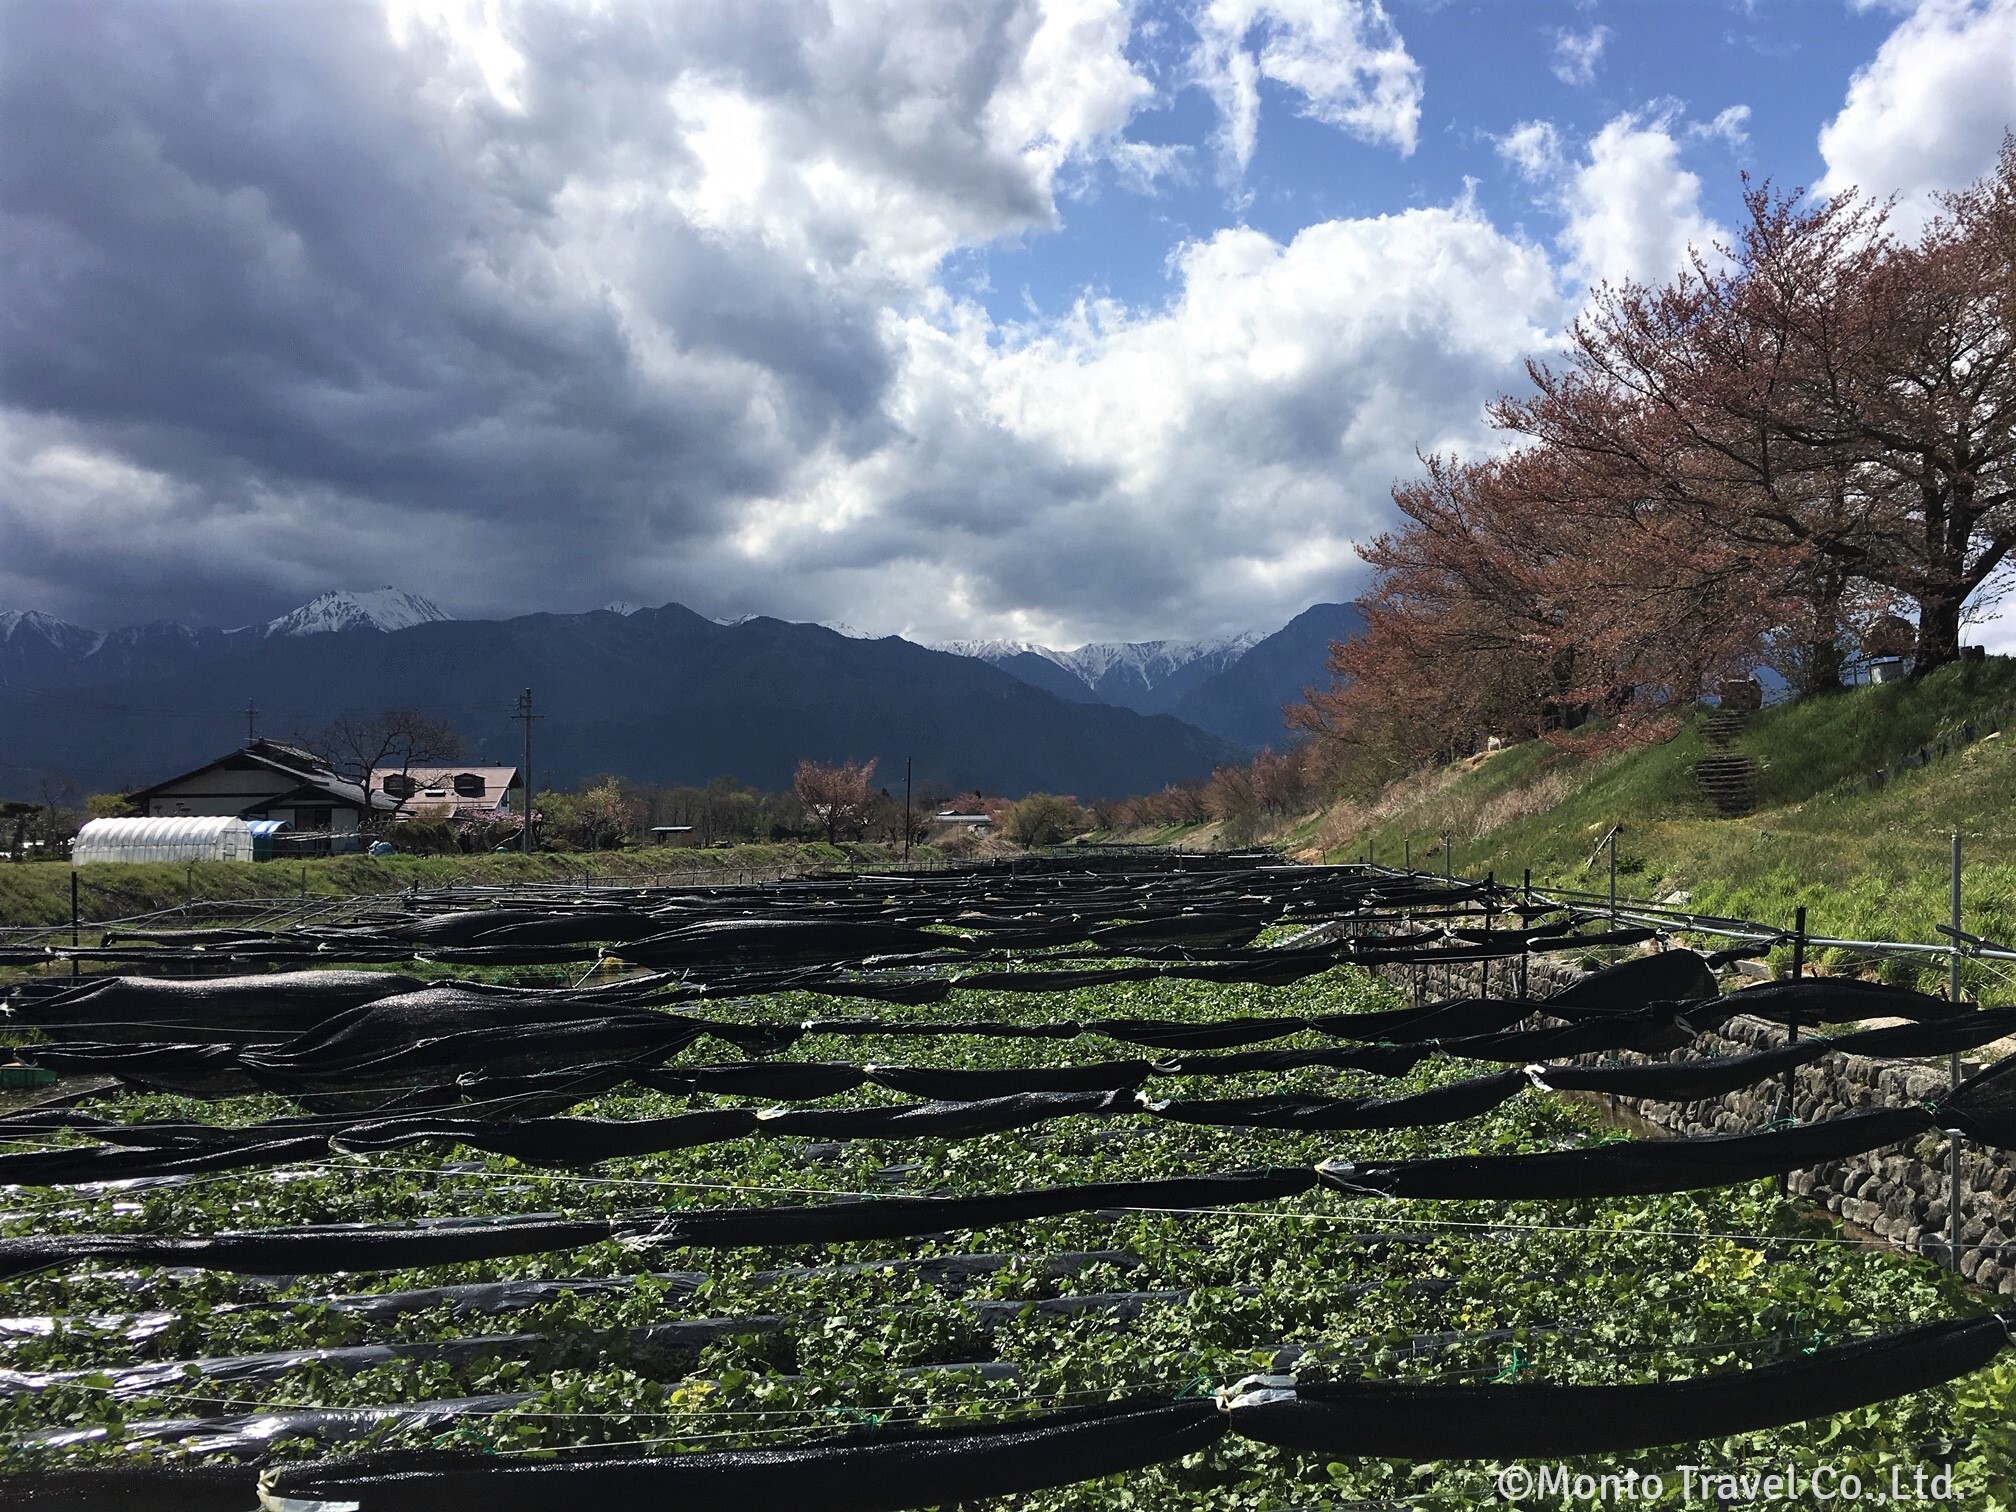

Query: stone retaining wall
1321;933;2014;1294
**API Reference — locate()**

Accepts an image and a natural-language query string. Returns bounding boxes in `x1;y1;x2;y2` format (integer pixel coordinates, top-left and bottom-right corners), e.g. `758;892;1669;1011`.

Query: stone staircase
1694;706;1759;817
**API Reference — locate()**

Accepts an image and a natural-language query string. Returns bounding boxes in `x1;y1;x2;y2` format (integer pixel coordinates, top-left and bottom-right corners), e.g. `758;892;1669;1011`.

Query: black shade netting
643;1062;871;1099
3;1464;260;1510
418;944;602;966
1161;951;1339;987
1317;1106;1935;1200
1727;978;1966;1024
1139;1072;1526;1131
1829;1007;2016;1057
0;1171;1311;1277
1534;1008;2016;1103
612;918;967;967
954;967;1159;993
1428;1008;1700;1064
638;1167;1318;1249
1529;1039;1830;1099
335;1109;764;1164
1228;1314;2009;1459
1084;1016;1312;1050
1308;999;1535;1044
348;909;547;946
866;1061;1156;1098
1152;1045;1431;1078
1543;949;1718;1013
0;1215;617;1282
0;1135;331;1187
5;971;422;1039
238;991;707;1088
365;1063;645;1120
456;913;664;946
338;1091;1127;1166
1932;1050;2016;1144
19;1041;260;1097
259;1396;1226;1512
1089;914;1272;949
808;979;954;1006
801;1018;1081;1040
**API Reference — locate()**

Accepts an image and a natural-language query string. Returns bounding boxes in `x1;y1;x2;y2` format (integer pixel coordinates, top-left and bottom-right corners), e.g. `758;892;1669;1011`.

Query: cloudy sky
4;0;2015;647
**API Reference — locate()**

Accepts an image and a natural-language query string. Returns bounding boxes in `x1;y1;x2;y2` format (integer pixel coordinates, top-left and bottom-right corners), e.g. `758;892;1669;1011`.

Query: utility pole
903;756;913;864
514;688;541;857
246;700;257;744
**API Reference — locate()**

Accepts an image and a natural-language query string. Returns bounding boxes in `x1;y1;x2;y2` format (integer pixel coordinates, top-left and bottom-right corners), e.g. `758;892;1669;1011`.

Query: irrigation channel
0;852;2014;1507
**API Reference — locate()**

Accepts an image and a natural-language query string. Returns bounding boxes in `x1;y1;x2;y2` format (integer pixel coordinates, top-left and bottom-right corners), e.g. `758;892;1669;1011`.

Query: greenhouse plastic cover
71;817;256;866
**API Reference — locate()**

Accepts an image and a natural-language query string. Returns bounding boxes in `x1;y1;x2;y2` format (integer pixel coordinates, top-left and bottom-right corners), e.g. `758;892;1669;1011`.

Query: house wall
140;765;296;818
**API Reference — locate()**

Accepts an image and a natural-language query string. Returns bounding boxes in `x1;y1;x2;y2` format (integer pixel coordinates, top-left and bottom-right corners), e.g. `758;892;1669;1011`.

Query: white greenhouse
72;816;256;865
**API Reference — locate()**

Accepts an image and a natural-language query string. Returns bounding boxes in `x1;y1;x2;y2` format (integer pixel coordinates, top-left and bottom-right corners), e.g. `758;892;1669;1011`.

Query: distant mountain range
937;603;1362;749
0;592;1361;797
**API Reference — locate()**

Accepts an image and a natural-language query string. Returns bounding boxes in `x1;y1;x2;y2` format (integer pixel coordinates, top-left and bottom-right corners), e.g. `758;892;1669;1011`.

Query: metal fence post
1481;871;1494;999
1519;867;1531;1000
1779;904;1805;1200
1443;836;1454;1001
1950;832;1965;1272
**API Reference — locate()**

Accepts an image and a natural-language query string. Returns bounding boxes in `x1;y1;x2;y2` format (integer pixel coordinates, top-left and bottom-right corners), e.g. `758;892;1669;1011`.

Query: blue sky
981;1;1902;327
2;0;2014;648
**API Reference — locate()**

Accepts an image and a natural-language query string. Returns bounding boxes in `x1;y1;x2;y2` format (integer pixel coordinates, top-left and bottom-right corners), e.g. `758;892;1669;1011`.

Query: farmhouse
126;739;398;835
370;765;523;821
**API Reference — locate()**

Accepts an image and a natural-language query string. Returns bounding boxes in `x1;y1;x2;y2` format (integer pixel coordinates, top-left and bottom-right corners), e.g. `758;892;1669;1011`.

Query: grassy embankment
0;841;939;930
1265;658;2016;996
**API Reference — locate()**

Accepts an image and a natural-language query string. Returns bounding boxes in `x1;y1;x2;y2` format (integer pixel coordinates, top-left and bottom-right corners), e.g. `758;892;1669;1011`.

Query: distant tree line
1288;140;2016;788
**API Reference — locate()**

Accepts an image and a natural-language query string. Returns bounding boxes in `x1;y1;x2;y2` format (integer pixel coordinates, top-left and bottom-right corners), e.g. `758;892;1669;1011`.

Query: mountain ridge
0;600;1244;799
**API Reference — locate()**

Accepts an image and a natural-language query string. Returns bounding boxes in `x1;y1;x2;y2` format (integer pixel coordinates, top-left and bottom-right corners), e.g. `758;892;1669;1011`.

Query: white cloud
1818;0;2016;235
1689;104;1751;148
1194;0;1424;175
1551;24;1610;87
1496;119;1564;180
0;0;1548;646
1561;111;1724;289
722;202;1565;641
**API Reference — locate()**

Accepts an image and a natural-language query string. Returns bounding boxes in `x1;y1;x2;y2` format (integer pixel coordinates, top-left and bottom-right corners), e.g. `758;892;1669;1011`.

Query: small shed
73;816;256;865
245;818;293;862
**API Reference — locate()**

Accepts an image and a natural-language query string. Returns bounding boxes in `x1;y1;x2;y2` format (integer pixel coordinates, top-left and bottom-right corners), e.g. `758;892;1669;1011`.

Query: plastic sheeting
71;817;255;866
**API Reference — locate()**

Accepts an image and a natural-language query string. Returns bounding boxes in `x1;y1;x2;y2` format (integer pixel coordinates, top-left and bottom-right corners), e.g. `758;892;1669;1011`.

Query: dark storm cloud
0;0;1571;645
0;0;957;626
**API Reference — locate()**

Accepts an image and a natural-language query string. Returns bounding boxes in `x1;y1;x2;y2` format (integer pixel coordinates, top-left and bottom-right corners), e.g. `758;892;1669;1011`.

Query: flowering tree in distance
794;757;878;843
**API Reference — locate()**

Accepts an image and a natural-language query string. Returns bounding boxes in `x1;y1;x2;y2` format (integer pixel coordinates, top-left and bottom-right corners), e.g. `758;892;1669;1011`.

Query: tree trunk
1913;593;1964;674
1789;636;1847;697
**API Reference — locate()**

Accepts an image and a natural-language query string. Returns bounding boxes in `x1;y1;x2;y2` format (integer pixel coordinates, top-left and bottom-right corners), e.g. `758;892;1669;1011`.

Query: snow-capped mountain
935;638;1068;665
1059;634;1266;688
603;601;643;616
0;610;103;659
262;589;452;637
935;630;1269;715
931;607;1364;746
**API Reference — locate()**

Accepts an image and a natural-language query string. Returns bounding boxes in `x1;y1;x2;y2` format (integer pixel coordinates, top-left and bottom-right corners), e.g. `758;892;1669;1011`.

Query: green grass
0;841;935;929
1315;658;2016;999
